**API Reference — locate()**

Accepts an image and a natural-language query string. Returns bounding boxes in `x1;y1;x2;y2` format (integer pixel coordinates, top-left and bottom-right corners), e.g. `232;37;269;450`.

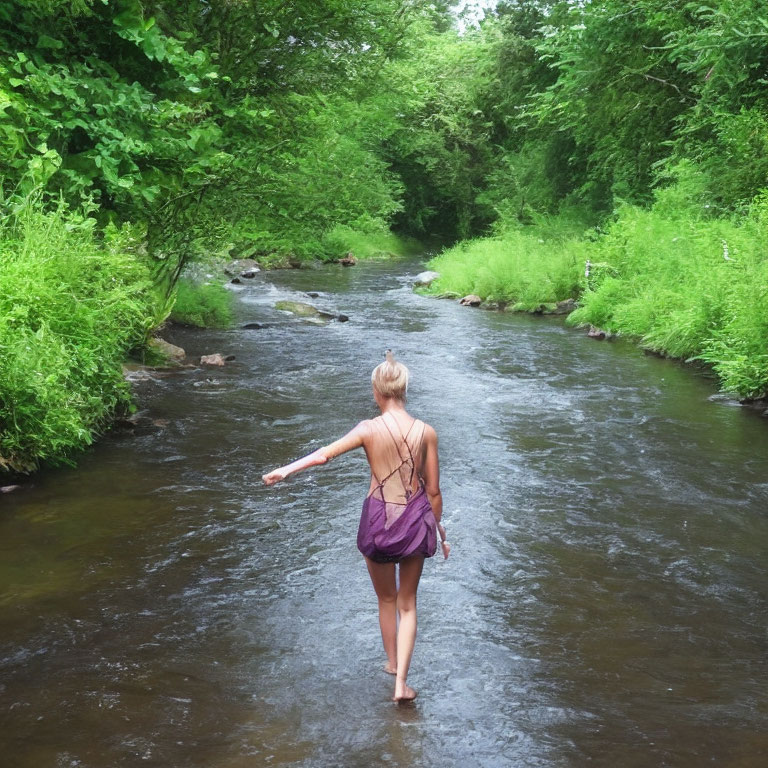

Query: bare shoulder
420;421;438;445
354;418;375;441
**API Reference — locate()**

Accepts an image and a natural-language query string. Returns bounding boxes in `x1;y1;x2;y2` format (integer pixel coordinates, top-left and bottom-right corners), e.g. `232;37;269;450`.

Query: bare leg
393;555;424;701
364;557;398;674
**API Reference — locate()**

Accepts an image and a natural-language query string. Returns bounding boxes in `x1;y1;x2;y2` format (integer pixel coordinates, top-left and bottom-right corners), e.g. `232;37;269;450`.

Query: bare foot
392;683;418;702
384;663;397;675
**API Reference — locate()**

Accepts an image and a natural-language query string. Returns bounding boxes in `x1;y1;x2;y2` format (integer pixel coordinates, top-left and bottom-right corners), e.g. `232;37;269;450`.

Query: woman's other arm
262;421;368;485
422;425;443;524
423;425;450;558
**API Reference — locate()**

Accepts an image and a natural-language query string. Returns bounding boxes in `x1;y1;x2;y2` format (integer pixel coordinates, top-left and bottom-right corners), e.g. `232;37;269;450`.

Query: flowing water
2;258;767;768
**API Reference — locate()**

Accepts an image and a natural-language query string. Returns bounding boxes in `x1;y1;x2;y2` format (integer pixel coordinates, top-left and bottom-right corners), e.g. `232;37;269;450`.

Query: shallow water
2;258;767;767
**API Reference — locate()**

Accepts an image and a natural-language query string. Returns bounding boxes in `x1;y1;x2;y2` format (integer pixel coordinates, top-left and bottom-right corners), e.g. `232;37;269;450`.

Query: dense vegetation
2;0;768;472
420;0;768;401
0;0;451;472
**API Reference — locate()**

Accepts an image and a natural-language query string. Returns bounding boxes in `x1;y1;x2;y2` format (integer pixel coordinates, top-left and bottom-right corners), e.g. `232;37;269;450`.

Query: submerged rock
274;300;348;323
459;294;482;307
275;300;323;317
114;410;170;431
414;270;440;287
317;310;350;323
224;258;260;277
241;322;266;329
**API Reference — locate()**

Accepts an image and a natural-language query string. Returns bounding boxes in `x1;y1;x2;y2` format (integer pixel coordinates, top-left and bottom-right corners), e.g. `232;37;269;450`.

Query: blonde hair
371;350;409;401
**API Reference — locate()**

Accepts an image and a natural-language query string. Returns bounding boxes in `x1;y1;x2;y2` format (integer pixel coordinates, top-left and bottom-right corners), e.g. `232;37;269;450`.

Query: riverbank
425;201;768;401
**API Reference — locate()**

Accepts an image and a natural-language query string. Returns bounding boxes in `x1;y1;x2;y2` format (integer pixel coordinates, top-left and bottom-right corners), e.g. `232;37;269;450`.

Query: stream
1;257;767;767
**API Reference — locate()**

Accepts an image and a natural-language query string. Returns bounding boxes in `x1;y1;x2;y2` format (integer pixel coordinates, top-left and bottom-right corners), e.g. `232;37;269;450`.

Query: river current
1;258;767;767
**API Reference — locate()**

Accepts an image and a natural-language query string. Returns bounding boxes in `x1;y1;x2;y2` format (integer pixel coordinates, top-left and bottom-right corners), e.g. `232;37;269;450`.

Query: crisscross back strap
377;413;424;492
381;413;417;463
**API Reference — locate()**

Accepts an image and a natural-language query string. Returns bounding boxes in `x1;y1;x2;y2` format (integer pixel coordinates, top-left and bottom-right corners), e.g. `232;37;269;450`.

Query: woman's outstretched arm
262;421;368;485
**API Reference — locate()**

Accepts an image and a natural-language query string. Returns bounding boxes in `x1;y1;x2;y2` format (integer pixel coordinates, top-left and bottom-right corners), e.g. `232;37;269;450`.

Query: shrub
569;197;768;397
0;202;153;472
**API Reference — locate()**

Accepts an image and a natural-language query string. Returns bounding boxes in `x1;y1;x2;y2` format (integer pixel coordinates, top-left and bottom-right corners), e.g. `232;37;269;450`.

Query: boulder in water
587;325;613;340
224;258;260;277
148;337;185;362
459;294;482;307
414;270;440;287
201;353;228;366
275;300;323;318
552;298;577;315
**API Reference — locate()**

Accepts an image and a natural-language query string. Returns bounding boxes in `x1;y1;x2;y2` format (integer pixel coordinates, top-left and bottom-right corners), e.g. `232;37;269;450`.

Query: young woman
262;351;449;702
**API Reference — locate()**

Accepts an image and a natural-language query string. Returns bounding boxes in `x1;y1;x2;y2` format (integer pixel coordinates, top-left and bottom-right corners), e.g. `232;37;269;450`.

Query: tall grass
426;224;585;308
169;279;233;328
570;202;768;397
321;224;420;261
0;203;154;473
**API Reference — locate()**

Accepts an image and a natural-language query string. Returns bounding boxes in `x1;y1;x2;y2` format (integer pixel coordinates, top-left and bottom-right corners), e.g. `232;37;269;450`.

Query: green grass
570;203;768;397
169;279;233;328
321;224;421;261
425;225;585;307
0;202;154;473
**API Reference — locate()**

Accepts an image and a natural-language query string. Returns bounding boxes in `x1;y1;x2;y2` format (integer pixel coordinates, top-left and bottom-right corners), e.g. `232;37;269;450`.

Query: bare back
362;413;427;502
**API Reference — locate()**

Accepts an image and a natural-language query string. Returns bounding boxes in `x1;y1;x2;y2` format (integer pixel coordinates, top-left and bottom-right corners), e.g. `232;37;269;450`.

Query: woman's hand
438;522;450;560
262;469;286;486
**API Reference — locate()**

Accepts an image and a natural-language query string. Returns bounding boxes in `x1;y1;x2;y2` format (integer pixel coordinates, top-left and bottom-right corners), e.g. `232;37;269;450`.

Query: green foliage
383;25;500;239
216;92;405;265
426;224;584;306
7;0;768;471
169;280;233;328
321;225;419;261
568;195;768;397
0;201;153;473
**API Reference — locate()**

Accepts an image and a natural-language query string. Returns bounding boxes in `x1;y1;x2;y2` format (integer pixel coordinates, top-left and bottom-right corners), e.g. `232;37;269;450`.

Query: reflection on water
2;259;768;767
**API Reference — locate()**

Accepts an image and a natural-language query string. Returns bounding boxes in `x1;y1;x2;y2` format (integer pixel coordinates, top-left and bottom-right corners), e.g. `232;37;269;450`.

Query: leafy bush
0;202;153;473
169;279;233;328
